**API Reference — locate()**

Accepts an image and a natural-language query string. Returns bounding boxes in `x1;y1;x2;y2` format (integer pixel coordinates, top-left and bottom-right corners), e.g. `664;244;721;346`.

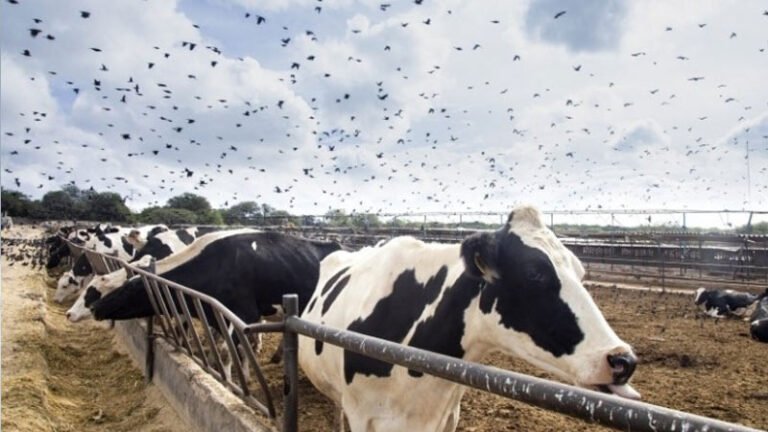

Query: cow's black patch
306;296;318;313
97;233;112;249
315;339;324;355
176;229;195;245
406;274;483;377
121;236;134;256
344;266;448;384
72;254;92;277
321;267;350;295
84;286;103;307
133;237;173;262
148;226;167;238
322;275;350;315
475;232;584;357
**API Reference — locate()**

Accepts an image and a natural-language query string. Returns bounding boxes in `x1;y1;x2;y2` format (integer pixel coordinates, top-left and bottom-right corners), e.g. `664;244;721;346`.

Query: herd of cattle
25;206;768;431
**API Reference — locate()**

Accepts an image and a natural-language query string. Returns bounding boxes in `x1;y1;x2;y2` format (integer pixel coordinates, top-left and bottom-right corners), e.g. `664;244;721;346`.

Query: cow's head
90;274;154;321
68;255;154;322
461;205;639;399
54;271;84;303
123;229;147;250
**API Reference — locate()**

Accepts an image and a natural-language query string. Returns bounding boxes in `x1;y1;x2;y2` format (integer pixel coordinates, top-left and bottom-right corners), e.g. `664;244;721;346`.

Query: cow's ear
460;232;499;283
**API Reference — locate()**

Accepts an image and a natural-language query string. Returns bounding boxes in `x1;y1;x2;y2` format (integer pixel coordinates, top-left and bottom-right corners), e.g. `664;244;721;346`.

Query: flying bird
554;10;566;19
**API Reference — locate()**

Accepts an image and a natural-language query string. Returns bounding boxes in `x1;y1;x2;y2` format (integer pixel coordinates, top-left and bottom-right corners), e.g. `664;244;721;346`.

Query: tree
84;192;131;222
350;213;382;229
223;201;262;225
166;193;211;213
324;209;350;227
1;189;33;217
41;190;77;219
197;209;224;225
138;207;198;225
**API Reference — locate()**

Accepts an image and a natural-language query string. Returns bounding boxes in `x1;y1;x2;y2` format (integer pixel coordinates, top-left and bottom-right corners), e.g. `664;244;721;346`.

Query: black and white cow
749;290;768;343
53;230;137;303
53;225;166;303
299;206;640;432
66;227;216;322
694;287;759;318
90;229;343;326
45;227;88;269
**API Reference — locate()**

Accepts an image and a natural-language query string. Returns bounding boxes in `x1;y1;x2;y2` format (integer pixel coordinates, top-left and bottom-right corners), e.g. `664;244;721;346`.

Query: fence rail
62;239;764;432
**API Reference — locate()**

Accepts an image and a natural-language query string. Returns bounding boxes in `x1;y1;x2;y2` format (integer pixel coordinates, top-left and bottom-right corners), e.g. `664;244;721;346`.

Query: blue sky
1;0;766;221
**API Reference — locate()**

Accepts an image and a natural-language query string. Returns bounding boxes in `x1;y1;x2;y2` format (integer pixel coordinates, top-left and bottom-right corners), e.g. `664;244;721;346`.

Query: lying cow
299;205;640;432
66;227;216;322
694;287;759;318
750;290;768;343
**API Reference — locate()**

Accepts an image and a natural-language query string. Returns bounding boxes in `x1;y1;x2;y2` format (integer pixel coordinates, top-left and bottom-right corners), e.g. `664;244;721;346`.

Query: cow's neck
460;286;500;362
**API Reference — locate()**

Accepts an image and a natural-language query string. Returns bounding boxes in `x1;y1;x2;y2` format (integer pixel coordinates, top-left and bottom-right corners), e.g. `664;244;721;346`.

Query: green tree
197;209;224;225
324;209;350;227
139;207;198;225
84;192;131;222
41;190;77;219
166;193;212;213
223;201;262;225
1;189;33;217
268;209;298;226
350;213;382;229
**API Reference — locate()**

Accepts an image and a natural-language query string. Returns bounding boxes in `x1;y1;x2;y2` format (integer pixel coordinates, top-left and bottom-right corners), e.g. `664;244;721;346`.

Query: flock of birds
2;1;767;215
1;235;47;269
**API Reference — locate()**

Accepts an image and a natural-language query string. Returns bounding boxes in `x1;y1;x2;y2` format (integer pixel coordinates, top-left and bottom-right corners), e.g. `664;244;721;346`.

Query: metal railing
64;242;763;432
64;240;281;421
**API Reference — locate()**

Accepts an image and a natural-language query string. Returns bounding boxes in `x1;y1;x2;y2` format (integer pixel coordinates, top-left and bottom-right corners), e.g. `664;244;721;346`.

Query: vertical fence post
145;258;156;383
282;294;299;432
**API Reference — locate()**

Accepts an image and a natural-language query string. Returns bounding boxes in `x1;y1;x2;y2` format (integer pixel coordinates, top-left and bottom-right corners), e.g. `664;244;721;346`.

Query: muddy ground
1;226;187;432
3;225;767;431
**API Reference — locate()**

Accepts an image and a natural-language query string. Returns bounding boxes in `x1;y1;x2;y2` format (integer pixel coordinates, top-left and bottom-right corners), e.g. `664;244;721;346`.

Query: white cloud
1;0;766;216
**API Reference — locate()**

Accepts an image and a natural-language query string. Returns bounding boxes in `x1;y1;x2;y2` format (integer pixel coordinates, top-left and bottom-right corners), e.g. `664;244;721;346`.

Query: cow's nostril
607;352;637;385
66;312;72;320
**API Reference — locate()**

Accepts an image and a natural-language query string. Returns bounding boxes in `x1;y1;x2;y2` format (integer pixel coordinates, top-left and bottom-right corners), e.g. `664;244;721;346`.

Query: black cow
694;287;759;318
90;230;343;325
750;290;768;343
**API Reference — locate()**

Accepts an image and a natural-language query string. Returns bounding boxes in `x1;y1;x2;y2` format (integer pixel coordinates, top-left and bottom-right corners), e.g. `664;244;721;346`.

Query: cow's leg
332;404;346;432
270;337;283;364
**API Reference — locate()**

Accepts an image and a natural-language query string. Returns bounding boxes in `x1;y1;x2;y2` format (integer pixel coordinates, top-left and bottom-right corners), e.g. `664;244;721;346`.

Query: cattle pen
62;237;765;432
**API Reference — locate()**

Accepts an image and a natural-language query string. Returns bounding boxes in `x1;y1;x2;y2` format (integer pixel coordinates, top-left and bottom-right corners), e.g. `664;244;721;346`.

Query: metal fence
64;241;763;432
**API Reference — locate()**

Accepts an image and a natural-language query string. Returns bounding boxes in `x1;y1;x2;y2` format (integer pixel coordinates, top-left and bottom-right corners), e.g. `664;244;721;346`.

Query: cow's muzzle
607;352;637;385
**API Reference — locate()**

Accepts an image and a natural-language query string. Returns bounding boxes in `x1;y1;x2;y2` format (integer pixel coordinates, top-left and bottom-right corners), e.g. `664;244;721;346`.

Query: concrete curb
113;319;275;432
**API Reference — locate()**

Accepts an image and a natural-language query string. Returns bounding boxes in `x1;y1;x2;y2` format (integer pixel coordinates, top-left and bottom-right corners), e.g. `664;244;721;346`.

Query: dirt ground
3;224;767;431
253;286;768;431
1;225;188;432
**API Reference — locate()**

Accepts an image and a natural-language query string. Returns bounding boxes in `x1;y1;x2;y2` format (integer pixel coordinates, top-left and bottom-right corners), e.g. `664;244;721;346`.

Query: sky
1;0;767;225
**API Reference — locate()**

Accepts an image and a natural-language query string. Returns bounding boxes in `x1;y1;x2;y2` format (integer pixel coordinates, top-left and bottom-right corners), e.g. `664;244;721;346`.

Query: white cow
299;206;640;432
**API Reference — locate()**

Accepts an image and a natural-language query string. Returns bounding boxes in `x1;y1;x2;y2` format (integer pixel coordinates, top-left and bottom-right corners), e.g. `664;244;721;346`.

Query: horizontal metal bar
242;322;284;333
286;316;762;432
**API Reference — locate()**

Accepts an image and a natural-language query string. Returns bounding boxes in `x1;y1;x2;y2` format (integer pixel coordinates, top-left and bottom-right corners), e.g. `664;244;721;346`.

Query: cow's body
66;227;216;322
750;291;768;343
694;288;758;318
90;230;343;325
299;206;639;432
